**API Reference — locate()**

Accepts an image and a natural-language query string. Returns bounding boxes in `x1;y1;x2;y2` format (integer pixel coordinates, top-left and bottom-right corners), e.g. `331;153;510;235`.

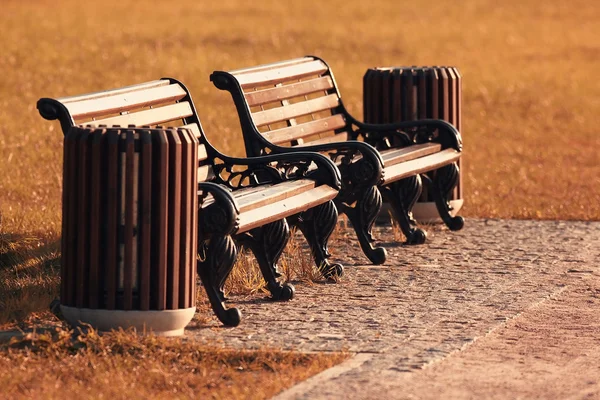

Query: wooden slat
197;144;208;162
67;84;187;120
382;149;460;184
152;130;169;310
235;179;317;212
237;185;338;233
122;130;135;310
380;143;442;167
230;57;312;75
235;60;328;88
252;94;339;127
76;129;91;308
88;130;103;308
262;114;346;145
183;128;199;307
177;129;193;308
297;131;348;146
63;130;79;306
181;123;201;138
105;129;119;310
167;130;182;310
139;130;152;311
245;76;334;107
198;165;215;182
59;80;170;104
90;102;193;127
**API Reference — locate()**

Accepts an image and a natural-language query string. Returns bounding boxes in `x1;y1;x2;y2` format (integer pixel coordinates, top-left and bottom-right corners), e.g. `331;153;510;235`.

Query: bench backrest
211;56;350;155
37;79;215;183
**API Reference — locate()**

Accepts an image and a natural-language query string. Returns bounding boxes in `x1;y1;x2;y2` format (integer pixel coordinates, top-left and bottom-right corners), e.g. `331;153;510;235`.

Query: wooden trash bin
59;126;198;336
363;67;464;223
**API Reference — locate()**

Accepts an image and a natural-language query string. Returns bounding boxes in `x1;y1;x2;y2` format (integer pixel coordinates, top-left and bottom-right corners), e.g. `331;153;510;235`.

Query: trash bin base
377;199;464;225
60;305;196;336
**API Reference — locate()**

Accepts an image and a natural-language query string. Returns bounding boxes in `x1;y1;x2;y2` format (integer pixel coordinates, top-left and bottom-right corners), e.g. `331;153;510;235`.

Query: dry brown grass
0;327;348;400
1;0;599;396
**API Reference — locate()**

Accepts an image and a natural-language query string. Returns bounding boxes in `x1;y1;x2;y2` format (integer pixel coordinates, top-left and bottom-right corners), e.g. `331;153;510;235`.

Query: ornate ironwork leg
237;219;295;301
423;163;464;231
339;186;388;265
197;235;241;327
297;200;344;279
380;175;428;245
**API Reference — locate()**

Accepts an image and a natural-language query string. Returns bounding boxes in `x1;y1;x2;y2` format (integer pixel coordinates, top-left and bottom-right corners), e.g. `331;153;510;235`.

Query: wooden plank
417;69;428;119
363;69;373;123
297;131;348;146
167;130;182;310
181;123;202;138
67;84;187;120
90;102;193;127
122;130;135;310
63;130;79;306
380;143;442;167
237;185;338;233
197;144;208;162
75;129;91;308
88;129;103;308
392;69;402;123
152;129;169;310
263;114;346;144
138;130;152;311
382;149;460;184
230;57;313;75
235;179;317;212
244;76;334;107
177;128;193;309
198;165;215;182
59;80;170;104
235;60;328;88
183;128;199;307
438;68;450;121
252;94;339;127
105;128;120;310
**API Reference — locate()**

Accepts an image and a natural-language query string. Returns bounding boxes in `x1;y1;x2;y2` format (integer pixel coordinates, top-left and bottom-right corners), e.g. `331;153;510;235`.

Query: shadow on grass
0;232;61;326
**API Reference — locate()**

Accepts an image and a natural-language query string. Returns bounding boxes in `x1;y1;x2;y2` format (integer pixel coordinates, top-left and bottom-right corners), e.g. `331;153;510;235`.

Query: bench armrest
267;140;384;188
197;182;240;236
345;112;463;152
213;151;342;191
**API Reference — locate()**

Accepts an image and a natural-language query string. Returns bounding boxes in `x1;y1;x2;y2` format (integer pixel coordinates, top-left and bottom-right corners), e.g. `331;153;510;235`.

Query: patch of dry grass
0;327;348;400
0;0;598;396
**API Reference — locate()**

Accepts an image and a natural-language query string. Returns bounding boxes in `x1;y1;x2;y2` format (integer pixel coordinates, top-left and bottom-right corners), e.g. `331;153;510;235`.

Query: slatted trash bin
363;67;464;223
59;126;198;336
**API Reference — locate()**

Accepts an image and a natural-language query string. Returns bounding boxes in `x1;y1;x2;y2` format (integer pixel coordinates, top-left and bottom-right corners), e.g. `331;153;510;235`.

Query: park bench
37;78;342;326
210;56;465;262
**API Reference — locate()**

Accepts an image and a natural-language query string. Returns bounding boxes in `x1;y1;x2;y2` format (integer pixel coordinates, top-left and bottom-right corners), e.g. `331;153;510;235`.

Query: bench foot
380;175;428;245
423;163;464;231
239;219;293;301
341;186;387;265
297;200;345;279
197;235;241;327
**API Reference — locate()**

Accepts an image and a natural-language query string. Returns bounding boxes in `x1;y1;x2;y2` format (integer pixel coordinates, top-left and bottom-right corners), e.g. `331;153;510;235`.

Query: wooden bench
37;78;342;326
210;56;464;261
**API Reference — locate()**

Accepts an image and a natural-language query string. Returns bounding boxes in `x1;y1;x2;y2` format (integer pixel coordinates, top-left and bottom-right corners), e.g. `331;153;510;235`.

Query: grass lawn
0;0;598;398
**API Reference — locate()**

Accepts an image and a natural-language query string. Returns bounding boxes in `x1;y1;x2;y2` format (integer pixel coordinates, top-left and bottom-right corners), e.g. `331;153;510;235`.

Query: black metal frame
210;56;464;253
37;79;343;327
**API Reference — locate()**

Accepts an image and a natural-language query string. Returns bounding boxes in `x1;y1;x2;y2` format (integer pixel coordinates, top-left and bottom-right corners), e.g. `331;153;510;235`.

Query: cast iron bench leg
380;175;428;245
296;201;344;279
340;186;387;265
197;235;241;327
238;219;295;301
422;163;465;231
